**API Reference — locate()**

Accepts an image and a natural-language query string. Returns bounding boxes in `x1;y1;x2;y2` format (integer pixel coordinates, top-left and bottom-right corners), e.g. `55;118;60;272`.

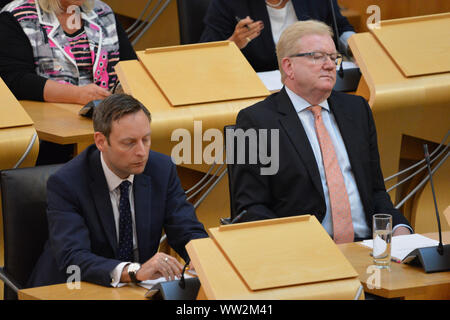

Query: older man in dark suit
28;94;208;287
233;20;411;243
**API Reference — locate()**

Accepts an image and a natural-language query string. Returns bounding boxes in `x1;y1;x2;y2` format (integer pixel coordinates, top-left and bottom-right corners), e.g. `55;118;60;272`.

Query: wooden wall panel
339;0;450;32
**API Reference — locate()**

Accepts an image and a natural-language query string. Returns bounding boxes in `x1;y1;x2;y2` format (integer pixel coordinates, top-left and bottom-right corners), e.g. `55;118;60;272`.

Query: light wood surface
348;15;450;231
370;13;450;77
115;54;268;174
17;232;449;300
186;237;363;300
139;42;269;106
209;215;357;291
20;100;93;149
18;282;148;300
339;232;450;299
339;0;450;32
103;0;180;50
0;78;39;170
411;159;450;234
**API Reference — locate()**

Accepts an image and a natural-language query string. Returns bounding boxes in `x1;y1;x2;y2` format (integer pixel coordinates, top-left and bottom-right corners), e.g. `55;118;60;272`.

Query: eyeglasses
289;51;343;66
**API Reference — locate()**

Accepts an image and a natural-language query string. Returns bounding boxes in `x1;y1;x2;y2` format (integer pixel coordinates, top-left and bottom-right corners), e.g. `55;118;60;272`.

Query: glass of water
372;214;392;269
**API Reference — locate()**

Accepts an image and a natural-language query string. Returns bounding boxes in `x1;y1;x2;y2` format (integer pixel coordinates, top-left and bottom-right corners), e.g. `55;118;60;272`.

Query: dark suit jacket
233;88;410;238
28;145;208;287
200;0;354;72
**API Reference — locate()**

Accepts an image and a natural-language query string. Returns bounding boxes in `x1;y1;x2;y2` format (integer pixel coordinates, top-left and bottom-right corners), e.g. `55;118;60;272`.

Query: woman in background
200;0;355;72
0;0;136;104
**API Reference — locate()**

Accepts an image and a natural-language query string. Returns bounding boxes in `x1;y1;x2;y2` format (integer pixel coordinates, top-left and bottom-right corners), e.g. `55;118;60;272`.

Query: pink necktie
308;106;354;244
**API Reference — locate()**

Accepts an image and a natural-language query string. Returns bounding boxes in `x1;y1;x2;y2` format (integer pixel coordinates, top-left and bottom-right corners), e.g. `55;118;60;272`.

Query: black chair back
177;0;211;44
224;124;237;221
0;164;62;299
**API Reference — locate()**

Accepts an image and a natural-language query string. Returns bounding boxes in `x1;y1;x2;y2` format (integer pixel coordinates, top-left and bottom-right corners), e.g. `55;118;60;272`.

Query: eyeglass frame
289;51;343;66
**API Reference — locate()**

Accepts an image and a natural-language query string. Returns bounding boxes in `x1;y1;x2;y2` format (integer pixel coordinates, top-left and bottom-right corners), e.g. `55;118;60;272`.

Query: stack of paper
360;234;439;262
257;70;282;91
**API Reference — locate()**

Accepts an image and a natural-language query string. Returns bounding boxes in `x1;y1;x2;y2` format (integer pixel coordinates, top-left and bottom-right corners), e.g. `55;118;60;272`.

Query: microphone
328;0;361;92
144;258;201;300
424;144;444;255
179;259;190;289
403;144;450;272
329;0;344;56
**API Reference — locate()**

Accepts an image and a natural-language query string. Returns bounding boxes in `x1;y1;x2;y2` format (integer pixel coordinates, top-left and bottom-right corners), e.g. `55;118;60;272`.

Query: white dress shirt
100;153;139;287
266;1;298;44
266;0;355;52
285;87;411;238
285;86;371;239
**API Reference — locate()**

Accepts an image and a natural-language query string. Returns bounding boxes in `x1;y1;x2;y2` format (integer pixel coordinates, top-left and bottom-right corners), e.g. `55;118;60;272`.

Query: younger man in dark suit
28;94;208;287
233;20;411;242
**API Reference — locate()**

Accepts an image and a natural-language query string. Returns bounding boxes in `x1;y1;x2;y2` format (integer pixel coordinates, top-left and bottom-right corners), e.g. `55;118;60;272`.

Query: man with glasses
232;20;411;242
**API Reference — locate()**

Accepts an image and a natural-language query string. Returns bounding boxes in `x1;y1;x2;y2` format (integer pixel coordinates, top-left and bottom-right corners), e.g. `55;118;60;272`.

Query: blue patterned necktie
118;180;133;262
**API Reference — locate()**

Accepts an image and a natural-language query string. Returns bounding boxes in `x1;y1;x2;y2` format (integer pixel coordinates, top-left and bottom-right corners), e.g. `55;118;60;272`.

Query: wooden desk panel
348;26;450;231
186;238;363;300
20;100;93;155
339;232;450;299
18;282;147;300
18;232;449;300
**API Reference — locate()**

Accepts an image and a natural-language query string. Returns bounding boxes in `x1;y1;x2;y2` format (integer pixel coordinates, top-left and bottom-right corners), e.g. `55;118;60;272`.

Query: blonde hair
276;20;334;82
38;0;95;14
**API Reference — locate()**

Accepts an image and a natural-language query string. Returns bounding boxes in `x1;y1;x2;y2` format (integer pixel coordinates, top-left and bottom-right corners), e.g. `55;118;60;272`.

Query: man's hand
136;253;183;282
393;226;412;237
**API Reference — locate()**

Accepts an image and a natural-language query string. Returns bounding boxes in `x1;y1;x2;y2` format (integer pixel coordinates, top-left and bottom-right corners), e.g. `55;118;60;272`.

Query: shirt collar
100;152;134;192
284;86;330;114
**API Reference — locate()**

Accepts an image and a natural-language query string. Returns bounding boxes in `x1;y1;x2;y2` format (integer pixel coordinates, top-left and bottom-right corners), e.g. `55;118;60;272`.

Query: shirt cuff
392;224;414;235
339;31;355;54
110;262;130;287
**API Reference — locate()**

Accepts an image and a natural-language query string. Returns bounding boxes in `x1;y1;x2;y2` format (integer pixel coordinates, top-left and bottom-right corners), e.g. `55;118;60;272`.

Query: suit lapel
133;173;152;262
328;93;365;186
276;88;325;201
291;0;313;20
88;150;118;255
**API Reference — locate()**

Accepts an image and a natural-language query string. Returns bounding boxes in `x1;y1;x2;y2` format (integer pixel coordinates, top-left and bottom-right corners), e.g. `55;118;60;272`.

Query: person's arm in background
199;0;263;49
328;0;355;55
0;12;112;104
0;11;47;101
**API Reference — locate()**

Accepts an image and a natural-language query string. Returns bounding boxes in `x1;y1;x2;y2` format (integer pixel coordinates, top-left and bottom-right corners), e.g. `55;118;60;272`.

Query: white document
360;233;439;261
257;70;282;91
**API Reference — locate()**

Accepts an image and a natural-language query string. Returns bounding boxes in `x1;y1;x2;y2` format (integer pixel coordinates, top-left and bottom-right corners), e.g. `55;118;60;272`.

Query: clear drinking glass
372;214;392;269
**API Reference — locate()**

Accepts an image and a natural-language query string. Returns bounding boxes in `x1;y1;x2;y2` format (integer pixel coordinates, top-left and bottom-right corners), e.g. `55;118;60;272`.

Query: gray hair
276;20;334;82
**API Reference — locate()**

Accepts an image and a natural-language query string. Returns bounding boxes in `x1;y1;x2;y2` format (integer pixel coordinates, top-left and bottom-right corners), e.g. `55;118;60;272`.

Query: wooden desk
20;100;94;155
339;232;450;300
348;15;450;232
18;232;449;300
18;282;147;300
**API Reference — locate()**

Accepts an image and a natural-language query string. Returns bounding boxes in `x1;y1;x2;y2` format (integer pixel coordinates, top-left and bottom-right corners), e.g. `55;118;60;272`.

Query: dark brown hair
93;93;151;141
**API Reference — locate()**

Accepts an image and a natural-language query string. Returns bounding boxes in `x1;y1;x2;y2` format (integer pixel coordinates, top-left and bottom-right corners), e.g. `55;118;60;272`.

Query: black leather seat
177;0;211;44
220;125;237;225
0;164;62;300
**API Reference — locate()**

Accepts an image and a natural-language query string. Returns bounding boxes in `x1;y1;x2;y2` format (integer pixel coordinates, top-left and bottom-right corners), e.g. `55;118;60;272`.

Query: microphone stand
403;144;450;272
328;0;360;91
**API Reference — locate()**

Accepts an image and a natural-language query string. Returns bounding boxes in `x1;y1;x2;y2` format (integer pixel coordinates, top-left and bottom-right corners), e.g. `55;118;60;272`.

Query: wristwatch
127;262;141;283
